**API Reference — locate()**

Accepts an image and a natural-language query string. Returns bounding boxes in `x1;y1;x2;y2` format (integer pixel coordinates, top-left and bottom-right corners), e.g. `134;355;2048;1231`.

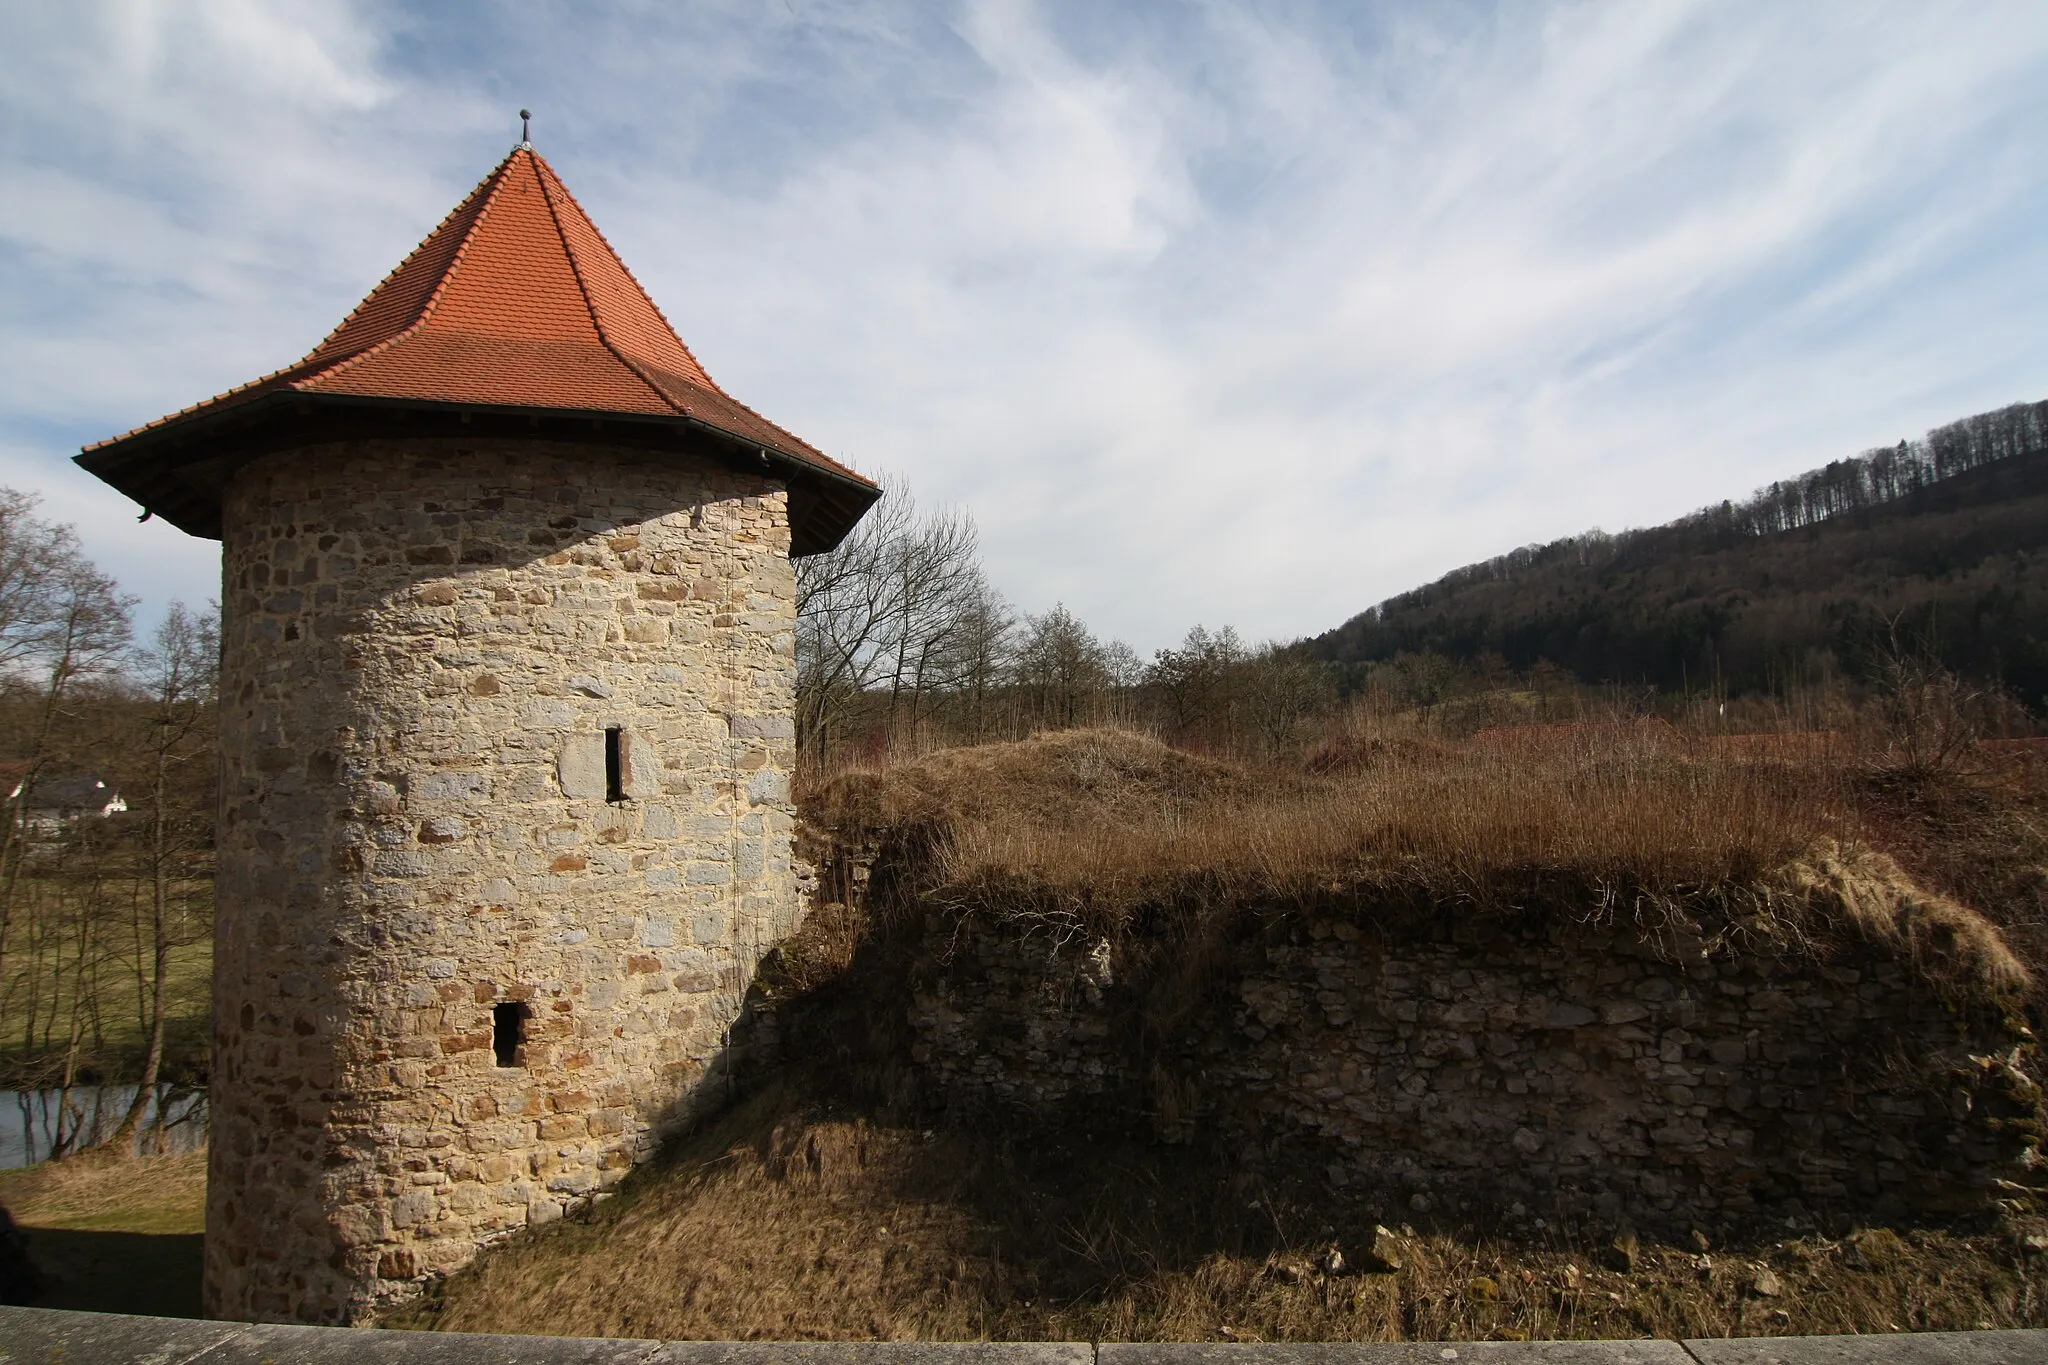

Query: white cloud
4;0;2046;652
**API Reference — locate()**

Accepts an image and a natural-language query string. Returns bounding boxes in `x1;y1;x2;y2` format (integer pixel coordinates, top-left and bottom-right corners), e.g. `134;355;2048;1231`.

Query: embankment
800;730;2044;1233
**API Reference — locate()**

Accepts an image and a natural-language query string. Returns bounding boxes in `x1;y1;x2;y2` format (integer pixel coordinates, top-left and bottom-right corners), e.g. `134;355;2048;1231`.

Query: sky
3;1;2046;656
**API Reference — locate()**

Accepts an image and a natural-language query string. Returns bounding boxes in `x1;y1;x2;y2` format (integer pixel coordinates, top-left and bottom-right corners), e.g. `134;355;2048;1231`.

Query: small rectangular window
493;1002;529;1068
604;726;624;803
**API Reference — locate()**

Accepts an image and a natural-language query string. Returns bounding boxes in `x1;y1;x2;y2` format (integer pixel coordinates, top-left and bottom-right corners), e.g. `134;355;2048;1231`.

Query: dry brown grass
0;1148;206;1234
934;728;1836;909
396;1106;2048;1342
1785;842;2032;1003
817;727;1844;905
802;728;1250;839
800;725;2030;1018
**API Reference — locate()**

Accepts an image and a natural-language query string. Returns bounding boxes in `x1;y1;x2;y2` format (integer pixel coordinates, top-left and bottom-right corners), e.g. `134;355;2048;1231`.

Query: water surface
0;1085;207;1168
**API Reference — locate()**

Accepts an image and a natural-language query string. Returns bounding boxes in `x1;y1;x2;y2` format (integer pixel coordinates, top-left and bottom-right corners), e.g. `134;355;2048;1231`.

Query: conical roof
77;146;878;554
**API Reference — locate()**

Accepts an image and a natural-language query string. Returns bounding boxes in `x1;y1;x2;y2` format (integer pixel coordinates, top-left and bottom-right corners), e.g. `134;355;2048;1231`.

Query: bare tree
795;478;1002;764
1013;604;1111;730
1242;646;1337;758
105;602;218;1154
944;578;1016;744
1147;625;1249;747
0;493;134;1037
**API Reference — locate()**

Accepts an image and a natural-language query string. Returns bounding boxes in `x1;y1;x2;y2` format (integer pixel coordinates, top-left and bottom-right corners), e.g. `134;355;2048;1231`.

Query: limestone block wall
207;437;800;1324
906;908;2043;1231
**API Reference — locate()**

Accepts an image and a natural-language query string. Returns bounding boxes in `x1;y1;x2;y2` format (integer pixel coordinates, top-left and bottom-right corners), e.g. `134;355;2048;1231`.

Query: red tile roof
80;146;876;539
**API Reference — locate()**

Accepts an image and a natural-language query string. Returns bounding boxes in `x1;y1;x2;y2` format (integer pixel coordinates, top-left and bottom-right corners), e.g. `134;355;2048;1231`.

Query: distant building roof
76;145;878;554
23;773;123;812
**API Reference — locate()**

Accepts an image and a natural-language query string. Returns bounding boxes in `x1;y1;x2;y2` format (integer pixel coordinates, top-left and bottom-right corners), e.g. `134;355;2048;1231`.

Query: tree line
1312;397;2048;702
794;478;1338;768
1349;400;2048;619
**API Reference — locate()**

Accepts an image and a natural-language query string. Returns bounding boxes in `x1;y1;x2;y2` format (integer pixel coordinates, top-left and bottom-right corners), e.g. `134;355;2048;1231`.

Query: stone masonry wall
209;438;800;1324
908;906;2044;1231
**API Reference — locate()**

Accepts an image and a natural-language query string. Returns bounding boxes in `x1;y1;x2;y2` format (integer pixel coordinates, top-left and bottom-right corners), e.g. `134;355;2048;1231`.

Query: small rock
1751;1267;1783;1298
1600;1224;1639;1273
569;675;612;698
2023;1233;2048;1256
1362;1225;1405;1273
1265;1255;1312;1284
1319;1245;1351;1277
1690;1228;1712;1253
1408;1192;1434;1215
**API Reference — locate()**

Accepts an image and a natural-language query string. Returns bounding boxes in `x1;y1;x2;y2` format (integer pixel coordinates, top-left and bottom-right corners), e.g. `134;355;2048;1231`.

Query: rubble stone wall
908;907;2042;1230
210;437;800;1324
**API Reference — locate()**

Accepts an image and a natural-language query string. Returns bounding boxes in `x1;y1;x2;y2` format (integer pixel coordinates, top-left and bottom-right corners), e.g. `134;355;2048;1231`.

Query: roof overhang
75;392;880;557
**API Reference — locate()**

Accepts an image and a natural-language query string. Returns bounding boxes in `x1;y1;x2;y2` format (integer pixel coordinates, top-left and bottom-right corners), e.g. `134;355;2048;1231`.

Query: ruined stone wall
908;907;2043;1231
209;438;800;1324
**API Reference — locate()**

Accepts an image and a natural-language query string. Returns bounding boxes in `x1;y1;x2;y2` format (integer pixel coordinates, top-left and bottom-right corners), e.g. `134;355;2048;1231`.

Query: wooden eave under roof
75;146;879;556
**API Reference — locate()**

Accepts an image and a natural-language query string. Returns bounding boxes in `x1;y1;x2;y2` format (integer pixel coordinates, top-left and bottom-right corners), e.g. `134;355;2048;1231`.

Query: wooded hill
1310;399;2048;704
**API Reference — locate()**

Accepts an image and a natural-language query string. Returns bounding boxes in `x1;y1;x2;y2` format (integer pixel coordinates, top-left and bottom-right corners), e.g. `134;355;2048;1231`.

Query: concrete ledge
1102;1345;1690;1364
0;1307;660;1364
644;1346;1093;1365
1684;1331;2048;1363
3;1308;2046;1365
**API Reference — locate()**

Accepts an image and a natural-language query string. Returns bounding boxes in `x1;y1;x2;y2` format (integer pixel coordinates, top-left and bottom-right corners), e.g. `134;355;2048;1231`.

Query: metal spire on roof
519;108;532;149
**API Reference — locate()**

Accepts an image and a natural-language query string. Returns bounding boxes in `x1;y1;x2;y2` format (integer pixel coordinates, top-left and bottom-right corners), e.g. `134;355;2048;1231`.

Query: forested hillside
1311;400;2048;703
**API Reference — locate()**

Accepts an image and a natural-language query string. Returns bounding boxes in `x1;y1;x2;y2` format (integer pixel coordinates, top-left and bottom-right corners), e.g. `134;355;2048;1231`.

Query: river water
0;1084;207;1168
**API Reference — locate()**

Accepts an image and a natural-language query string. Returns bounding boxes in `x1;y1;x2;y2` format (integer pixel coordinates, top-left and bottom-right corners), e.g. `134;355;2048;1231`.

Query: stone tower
77;143;878;1325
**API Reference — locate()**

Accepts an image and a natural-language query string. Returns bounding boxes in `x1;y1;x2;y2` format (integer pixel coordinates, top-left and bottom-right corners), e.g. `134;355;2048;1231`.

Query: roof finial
519;109;533;150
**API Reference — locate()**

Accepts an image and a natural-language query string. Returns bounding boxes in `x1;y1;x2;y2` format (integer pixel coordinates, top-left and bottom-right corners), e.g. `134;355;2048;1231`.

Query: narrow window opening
493;1002;529;1068
604;726;625;804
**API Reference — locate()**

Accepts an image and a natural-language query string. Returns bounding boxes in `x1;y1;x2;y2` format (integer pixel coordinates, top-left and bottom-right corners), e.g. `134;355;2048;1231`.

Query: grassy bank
0;1150;205;1317
391;1095;2048;1342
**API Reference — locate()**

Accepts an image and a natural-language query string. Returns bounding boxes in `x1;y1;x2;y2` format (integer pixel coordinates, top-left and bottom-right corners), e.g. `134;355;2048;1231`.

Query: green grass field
0;874;211;1086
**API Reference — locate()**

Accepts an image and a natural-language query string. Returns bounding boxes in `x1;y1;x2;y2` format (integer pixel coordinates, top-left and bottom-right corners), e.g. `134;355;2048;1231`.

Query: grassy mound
392;728;2048;1341
808;728;2026;1013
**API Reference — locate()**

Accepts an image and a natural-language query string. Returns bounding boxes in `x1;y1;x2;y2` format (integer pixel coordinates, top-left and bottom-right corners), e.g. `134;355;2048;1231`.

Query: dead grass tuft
1784;843;2032;1004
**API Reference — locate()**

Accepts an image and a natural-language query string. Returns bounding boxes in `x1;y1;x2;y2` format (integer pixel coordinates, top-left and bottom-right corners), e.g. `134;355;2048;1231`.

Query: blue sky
4;1;2046;654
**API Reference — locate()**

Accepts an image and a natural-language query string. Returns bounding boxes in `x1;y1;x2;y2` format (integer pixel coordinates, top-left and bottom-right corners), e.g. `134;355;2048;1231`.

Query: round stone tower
77;143;878;1324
